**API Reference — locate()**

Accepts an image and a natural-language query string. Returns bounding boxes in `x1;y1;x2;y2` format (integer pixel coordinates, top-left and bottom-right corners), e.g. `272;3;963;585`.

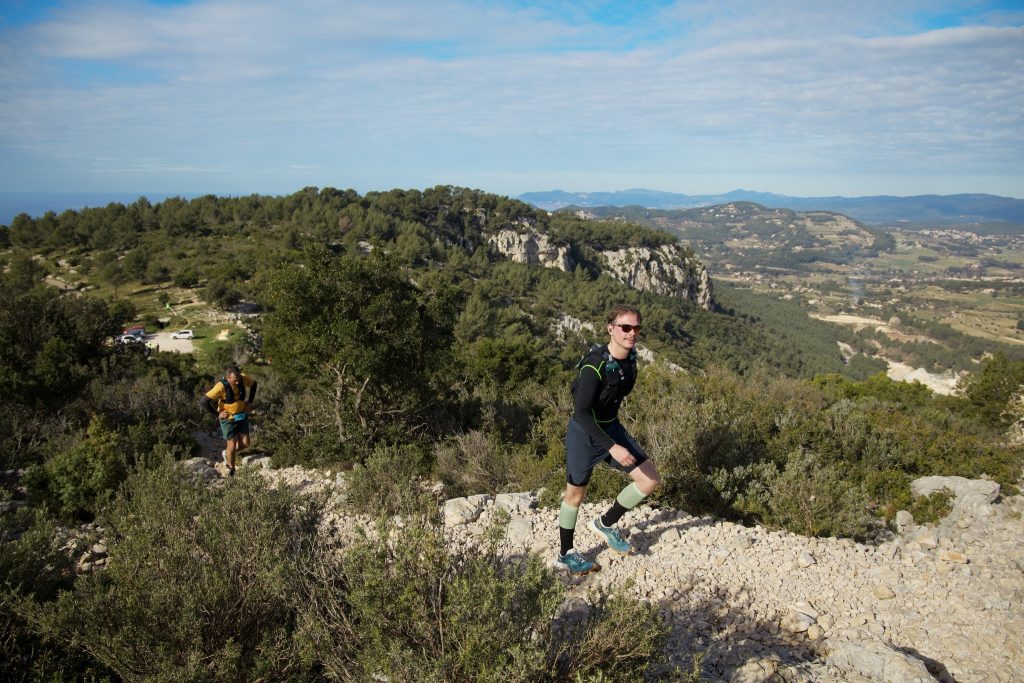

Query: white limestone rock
241;454;272;468
505;516;534;546
494;492;535;514
781;610;816;633
659;528;682;544
443;494;492;527
895;510;915;533
910;476;1000;514
488;229;574;271
824;639;937;682
797;550;816;568
179;457;218;482
601;244;717;311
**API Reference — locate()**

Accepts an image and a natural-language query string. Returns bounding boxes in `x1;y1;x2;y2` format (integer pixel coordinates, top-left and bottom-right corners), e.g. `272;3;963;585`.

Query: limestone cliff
601;244;717;311
487;231;717;311
487;229;574;272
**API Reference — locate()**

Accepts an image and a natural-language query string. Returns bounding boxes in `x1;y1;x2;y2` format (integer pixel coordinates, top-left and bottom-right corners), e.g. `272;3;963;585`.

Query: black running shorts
565;418;648;486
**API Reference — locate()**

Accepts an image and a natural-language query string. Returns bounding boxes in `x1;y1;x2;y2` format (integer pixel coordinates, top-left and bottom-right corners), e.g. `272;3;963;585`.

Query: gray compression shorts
565;418;648;486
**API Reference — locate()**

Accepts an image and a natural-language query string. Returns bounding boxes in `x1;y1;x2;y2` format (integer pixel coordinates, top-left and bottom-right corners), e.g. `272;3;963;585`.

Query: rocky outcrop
487;231;717;310
487;229;574;271
437;478;1023;682
824;639;937;682
170;457;1024;681
602;244;717;311
910;476;1000;516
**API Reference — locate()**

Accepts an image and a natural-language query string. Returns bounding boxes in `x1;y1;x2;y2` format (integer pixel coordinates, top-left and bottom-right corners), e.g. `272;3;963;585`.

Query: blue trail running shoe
589;516;633;555
555;549;598;575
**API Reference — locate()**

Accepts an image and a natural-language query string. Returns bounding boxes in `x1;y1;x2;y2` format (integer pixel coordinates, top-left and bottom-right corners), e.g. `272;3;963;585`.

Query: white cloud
0;0;1021;195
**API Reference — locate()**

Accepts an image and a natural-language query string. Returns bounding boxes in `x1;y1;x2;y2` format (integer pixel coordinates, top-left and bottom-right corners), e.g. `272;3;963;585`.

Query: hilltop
519;189;1024;227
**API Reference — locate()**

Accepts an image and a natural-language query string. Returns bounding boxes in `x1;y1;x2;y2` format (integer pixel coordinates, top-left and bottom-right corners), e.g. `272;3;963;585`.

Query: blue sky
1;0;1022;200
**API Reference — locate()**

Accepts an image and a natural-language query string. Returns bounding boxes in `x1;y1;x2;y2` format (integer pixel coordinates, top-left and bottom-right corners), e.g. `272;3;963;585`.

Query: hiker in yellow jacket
202;365;257;476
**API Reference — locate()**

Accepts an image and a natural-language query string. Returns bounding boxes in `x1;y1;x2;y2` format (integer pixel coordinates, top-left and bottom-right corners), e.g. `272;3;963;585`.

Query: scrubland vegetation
1;187;1022;680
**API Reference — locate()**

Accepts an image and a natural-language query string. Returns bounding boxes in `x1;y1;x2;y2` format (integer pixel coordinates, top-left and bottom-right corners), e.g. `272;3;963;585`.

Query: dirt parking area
147;332;195;354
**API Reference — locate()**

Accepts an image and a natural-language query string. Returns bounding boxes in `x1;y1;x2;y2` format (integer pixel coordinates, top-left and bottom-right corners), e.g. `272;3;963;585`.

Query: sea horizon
0;191;201;227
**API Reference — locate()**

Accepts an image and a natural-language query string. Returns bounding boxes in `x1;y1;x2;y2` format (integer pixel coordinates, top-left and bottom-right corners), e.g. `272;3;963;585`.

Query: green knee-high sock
559;502;579;555
601;483;647;527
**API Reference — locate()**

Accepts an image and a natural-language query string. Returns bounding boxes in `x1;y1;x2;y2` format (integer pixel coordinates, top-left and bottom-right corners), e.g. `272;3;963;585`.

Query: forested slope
1;186;1022;681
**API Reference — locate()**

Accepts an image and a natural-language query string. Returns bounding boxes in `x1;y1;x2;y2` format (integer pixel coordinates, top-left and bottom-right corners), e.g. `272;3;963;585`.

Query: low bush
23;417;126;522
347;444;435;516
908;489;954;524
626;363;1022;538
435;430;516;497
26;458;322;682
298;515;670;682
550;590;669;681
1;509;113;681
766;448;873;539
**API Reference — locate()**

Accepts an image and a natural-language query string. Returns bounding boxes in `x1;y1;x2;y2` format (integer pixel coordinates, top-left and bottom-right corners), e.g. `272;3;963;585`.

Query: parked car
117;334;143;344
170;329;194;340
122;325;145;338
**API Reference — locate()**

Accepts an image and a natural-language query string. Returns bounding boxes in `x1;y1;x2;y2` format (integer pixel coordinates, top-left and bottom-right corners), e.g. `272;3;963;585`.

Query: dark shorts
220;417;250;440
565;418;648;486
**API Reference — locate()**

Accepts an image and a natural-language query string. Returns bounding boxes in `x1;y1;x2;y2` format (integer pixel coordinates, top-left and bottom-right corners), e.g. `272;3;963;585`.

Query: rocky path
186;457;1023;683
440;480;1023;682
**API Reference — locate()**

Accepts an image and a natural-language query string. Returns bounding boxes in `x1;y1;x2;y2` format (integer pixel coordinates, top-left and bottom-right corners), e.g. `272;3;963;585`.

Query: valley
573;203;1024;378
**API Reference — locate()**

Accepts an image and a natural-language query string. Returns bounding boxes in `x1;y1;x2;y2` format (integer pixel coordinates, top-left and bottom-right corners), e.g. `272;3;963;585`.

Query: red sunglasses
613;323;642;333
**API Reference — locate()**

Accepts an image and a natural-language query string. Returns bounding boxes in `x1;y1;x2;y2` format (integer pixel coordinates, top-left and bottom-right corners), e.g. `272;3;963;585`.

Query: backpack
569;344;636;398
220;376;247;403
571;344;609;396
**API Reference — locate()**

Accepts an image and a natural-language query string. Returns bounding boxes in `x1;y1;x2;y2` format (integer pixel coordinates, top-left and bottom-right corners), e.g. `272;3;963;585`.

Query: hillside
519;189;1024;226
162;455;1024;682
3;186;1024;681
0;187;880;379
565;202;1024;375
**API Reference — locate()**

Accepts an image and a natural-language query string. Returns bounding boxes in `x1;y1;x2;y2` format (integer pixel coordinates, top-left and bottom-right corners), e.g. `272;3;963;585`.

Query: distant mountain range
517;189;1024;225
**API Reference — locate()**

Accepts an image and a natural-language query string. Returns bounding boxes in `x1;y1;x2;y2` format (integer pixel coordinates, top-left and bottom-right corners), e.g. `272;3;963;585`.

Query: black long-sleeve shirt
570;344;637;451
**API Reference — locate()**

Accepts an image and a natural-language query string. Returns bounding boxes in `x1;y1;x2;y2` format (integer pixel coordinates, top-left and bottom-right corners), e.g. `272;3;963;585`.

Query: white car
117;334;143;344
170;329;194;340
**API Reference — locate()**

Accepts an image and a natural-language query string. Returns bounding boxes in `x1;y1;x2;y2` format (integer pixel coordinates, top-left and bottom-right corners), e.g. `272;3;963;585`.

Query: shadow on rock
656;588;823;681
627;509;718;556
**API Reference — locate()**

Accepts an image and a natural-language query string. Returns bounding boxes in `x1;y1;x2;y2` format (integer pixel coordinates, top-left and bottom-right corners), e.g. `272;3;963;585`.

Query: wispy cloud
0;0;1021;196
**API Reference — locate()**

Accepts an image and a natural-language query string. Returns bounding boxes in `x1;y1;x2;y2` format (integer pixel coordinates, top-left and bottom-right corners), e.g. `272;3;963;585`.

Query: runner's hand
610;445;636;467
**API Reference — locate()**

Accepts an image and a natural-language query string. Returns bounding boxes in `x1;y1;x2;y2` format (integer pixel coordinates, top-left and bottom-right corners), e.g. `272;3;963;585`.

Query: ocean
0;192;198;226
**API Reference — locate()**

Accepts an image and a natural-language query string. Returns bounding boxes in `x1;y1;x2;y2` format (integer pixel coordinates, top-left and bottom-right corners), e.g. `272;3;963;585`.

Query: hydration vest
220;377;248;403
570;344;637;399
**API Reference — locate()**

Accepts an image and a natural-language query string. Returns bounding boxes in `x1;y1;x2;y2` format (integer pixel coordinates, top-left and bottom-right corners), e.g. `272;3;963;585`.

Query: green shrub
1;509;114;682
27;458;321;682
766;448;873;539
347;444;435;516
550;590;670;682
262;390;352;468
24;417;126;522
298;516;669;682
908;489;954;525
435;430;541;499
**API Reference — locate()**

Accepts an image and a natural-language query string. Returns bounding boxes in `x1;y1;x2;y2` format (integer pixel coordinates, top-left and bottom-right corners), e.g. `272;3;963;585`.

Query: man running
556;304;661;574
202;365;257;477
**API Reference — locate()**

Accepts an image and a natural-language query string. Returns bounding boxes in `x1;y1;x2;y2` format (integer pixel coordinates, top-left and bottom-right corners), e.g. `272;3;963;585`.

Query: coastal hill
3;186;1023;680
518;189;1024;226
